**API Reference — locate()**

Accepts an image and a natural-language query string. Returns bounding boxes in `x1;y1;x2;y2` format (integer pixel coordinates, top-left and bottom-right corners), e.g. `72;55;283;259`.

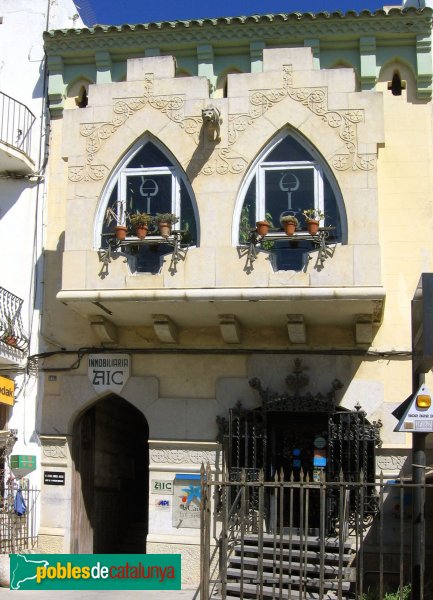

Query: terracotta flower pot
115;225;128;241
306;220;320;235
283;221;297;236
135;225;149;239
256;221;270;236
158;223;172;237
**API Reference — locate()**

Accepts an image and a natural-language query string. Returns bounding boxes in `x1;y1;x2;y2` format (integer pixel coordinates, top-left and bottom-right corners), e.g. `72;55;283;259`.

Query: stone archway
71;395;149;553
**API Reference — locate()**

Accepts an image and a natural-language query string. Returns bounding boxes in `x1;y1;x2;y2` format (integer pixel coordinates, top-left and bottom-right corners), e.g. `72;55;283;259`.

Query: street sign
88;354;130;394
44;471;65;486
394;383;433;432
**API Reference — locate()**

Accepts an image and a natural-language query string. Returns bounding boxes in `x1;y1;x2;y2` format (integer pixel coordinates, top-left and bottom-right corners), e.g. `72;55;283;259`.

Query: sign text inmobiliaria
88;354;130;394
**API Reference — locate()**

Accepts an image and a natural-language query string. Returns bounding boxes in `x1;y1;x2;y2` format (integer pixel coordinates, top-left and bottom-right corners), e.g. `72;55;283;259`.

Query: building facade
0;0;84;512
41;4;433;582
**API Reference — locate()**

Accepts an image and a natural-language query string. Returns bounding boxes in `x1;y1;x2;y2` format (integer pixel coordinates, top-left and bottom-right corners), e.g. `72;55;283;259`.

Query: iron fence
200;464;433;600
0;485;39;553
0;90;35;159
0;286;29;353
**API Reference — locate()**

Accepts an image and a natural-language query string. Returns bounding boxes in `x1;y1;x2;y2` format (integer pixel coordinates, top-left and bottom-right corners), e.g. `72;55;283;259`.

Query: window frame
232;129;346;246
94;136;200;249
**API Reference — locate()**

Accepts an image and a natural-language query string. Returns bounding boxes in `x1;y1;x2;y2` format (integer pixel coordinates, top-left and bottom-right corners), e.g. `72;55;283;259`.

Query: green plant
280;215;299;226
303;208;325;221
104;200;128;227
154;213;179;225
129;212;152;227
239;205;253;244
361;584;411;600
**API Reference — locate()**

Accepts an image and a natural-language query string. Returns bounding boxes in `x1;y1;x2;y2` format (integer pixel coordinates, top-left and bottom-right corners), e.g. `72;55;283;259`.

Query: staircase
220;533;356;599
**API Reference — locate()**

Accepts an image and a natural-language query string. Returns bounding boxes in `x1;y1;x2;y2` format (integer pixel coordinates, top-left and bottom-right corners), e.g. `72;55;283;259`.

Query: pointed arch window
235;131;345;271
99;139;198;273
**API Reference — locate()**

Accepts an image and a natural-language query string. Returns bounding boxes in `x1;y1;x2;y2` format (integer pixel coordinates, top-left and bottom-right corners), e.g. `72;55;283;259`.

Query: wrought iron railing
0;91;35;159
200;466;433;600
0;286;29;353
0;484;39;553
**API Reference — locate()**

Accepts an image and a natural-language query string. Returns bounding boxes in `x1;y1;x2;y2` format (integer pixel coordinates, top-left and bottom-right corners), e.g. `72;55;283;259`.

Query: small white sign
394;383;433;433
88;354;130;394
152;480;174;495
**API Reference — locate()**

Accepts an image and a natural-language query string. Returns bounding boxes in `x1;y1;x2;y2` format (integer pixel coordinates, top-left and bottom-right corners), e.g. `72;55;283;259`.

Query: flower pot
135;225;149;239
256;221;270;236
306;220;320;235
158;223;172;237
4;335;17;346
283;221;297;236
115;225;128;241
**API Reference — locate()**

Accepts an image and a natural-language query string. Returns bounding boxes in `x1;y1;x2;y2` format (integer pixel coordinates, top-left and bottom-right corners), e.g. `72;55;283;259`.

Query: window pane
126;174;172;216
265;169;314;228
324;178;341;241
126;142;173;168
265;135;313;163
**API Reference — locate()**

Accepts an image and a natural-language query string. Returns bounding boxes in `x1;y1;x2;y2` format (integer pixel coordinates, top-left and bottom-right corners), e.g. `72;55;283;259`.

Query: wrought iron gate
217;360;382;532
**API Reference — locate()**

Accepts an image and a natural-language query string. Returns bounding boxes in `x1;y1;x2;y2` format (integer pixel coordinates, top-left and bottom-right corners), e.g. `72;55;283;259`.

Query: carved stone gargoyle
201;106;222;142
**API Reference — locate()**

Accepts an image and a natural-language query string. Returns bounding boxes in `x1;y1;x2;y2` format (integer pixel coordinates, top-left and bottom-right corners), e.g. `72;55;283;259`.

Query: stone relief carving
40;436;68;464
69;65;375;181
150;448;216;465
376;455;408;471
202;106;222;142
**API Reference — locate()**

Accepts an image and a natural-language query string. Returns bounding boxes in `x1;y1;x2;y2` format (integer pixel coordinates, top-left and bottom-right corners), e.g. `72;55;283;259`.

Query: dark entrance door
267;411;328;530
71;395;149;553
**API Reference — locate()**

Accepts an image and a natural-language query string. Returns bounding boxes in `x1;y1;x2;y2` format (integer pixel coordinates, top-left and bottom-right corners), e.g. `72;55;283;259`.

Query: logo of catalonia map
10;555;49;590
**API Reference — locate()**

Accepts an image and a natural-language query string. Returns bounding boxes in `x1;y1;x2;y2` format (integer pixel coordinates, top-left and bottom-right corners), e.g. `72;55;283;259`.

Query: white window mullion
316;167;324;225
119;173;127;225
173;172;181;223
257;166;266;221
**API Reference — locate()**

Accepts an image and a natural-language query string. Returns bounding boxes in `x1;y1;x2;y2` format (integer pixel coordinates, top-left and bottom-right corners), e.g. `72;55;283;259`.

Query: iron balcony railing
0;286;29;353
0;91;36;159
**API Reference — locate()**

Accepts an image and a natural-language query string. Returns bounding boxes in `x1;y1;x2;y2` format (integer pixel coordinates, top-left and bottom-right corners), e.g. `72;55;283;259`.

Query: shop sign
0;375;14;406
151;480;173;494
10;455;36;477
172;474;201;529
394;383;433;433
44;471;65;486
88;354;130;394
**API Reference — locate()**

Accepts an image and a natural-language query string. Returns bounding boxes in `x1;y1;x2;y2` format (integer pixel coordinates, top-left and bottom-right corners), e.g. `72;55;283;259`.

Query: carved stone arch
64;76;94;109
93;132;200;249
71;393;149;553
232;126;348;246
377;58;417;100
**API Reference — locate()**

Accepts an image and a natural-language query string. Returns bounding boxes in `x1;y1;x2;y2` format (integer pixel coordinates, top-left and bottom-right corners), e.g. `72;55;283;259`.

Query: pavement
0;588;199;599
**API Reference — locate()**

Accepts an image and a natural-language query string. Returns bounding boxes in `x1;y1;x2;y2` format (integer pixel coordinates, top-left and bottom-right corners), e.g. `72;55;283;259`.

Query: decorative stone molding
150;448;216;465
69;63;375;182
376;455;408;471
40;435;68;466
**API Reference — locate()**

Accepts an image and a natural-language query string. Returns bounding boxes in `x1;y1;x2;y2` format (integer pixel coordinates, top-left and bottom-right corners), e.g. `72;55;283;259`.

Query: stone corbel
90;315;118;344
287;314;307;344
218;314;241;344
355;314;374;345
152;314;178;343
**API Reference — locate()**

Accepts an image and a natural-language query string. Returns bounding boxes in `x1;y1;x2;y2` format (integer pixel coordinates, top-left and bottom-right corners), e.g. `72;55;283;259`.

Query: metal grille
0;485;39;553
0;286;29;353
200;466;433;600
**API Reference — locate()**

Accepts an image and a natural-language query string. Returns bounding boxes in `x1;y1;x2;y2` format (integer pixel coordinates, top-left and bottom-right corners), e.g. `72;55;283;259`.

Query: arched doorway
71;395;149;553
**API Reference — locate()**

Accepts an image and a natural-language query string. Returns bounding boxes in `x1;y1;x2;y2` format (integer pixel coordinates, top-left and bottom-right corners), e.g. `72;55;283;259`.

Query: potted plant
280;215;299;236
256;212;274;237
129;212;152;239
154;213;179;237
104;201;129;241
303;208;325;235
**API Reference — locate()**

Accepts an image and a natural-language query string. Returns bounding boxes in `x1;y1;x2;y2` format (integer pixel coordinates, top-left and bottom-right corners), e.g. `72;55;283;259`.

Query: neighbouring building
41;0;433;587
0;0;83;551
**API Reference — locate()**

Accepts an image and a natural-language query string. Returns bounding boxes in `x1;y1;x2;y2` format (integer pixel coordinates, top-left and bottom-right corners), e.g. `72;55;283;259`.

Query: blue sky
78;0;391;27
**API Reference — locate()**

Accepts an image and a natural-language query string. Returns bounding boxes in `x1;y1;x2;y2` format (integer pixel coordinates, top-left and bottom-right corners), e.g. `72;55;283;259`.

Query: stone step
226;567;351;591
229;555;355;577
234;544;352;564
223;581;352;599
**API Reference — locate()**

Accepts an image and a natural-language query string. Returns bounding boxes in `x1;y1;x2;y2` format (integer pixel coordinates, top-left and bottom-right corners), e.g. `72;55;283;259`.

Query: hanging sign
393;383;433;433
151;480;173;495
0;375;14;406
88;354;130;394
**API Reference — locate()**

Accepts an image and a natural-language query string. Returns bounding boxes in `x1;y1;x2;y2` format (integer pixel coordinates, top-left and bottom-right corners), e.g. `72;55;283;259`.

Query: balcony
0;287;29;364
0;92;36;174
